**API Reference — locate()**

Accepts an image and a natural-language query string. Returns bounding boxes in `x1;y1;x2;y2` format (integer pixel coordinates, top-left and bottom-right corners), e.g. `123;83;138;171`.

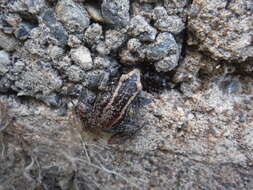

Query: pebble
132;2;154;21
127;38;142;52
153;6;185;34
0;50;10;75
85;69;109;90
101;0;130;27
70;46;93;71
93;56;111;69
41;9;69;46
146;32;178;61
66;65;85;82
96;42;110;55
128;15;157;42
155;54;179;72
84;23;103;46
56;0;90;33
93;56;120;75
105;29;127;52
119;38;146;64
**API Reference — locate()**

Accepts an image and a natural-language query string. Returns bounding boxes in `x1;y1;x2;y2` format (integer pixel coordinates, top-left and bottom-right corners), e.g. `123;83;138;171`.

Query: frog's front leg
107;122;145;144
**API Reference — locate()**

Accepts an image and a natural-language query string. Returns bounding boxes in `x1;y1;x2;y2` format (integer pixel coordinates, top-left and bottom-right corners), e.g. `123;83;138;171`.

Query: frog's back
99;69;142;130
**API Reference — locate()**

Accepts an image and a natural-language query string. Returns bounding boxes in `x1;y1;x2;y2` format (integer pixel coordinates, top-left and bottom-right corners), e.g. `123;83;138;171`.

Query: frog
76;69;143;144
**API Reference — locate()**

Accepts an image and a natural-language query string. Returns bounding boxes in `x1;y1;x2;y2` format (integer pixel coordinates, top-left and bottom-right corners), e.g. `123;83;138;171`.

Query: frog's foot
107;123;145;144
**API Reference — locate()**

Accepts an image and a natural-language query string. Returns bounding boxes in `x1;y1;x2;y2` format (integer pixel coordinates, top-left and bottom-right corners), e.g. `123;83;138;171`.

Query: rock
0;50;10;75
180;78;201;96
146;32;178;61
14;22;35;40
93;56;120;75
0;77;11;92
70;46;93;70
24;23;67;57
119;49;142;64
132;2;154;21
93;56;111;69
66;65;85;82
61;83;83;97
188;0;253;62
154;54;179;72
10;0;46;14
67;35;82;48
96;42;110;55
47;45;64;59
12;61;62;100
12;60;25;74
85;4;104;22
105;29;127;51
84;23;103;46
56;0;90;33
218;76;242;95
85;69;109;90
41;93;60;107
164;0;189;10
153;6;185;34
163;0;189;16
24;30;47;56
173;50;203;83
119;38;146;64
127;38;142;52
101;0;130;27
41;9;69;46
128;15;157;42
0;30;18;51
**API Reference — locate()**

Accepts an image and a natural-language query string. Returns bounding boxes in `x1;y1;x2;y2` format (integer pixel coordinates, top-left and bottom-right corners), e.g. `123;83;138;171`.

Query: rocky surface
0;0;252;189
188;0;253;62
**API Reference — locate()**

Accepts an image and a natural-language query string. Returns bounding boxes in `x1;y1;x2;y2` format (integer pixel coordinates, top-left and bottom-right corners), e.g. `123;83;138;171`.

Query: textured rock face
0;0;252;189
188;0;253;62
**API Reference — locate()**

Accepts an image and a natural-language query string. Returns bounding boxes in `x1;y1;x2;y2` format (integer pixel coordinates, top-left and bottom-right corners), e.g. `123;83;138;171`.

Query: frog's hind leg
107;123;145;144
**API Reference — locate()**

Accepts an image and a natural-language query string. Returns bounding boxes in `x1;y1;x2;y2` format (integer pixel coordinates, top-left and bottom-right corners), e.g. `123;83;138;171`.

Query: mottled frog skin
77;69;142;143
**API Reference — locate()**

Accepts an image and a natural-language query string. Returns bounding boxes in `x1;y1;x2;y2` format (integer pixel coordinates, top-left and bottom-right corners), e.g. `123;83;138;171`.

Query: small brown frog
77;69;143;143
